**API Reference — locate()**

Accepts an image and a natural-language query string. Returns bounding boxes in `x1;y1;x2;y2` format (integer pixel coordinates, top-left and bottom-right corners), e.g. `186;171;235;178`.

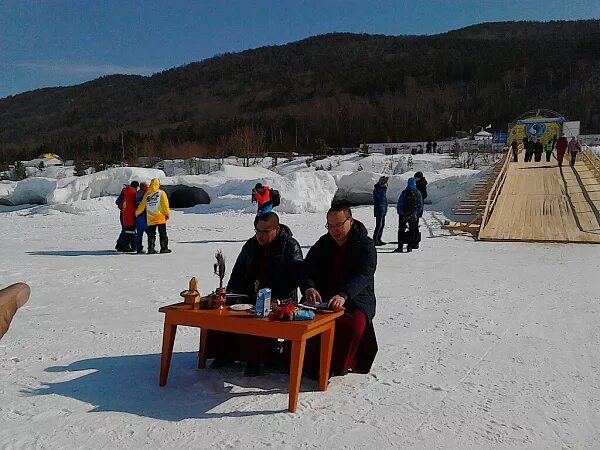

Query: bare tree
228;125;266;167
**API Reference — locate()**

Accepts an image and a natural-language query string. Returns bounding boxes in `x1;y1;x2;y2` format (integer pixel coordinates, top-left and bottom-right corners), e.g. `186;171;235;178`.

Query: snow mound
334;168;480;208
31;197;118;215
48;168;165;204
9;177;57;205
6;167;165;205
1;154;485;216
0;180;16;198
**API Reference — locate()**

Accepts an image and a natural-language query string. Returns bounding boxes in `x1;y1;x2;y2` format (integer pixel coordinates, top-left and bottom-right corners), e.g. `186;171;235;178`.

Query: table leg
198;328;208;369
288;338;306;413
159;320;177;386
319;324;335;391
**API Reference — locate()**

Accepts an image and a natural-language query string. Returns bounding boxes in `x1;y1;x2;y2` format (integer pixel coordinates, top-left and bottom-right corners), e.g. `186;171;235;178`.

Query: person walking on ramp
555;134;568;167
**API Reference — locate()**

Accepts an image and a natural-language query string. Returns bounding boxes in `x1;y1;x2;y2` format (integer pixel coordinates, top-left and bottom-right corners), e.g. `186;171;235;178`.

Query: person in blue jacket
134;182;149;253
372;176;388;246
394;177;423;253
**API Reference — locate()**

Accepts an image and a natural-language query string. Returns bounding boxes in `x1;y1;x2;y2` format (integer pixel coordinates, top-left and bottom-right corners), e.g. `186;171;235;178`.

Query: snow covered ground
2;202;600;448
1;152;599;448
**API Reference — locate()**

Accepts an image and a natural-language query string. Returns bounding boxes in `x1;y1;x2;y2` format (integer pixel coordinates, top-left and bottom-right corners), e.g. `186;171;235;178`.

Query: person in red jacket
115;181;139;252
251;183;273;225
555;134;568;168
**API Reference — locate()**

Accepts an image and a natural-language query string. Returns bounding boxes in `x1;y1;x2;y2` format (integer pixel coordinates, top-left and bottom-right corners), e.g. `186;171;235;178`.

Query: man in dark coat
227;212;303;302
414;171;428;207
372;176;388;246
302;203;378;377
525;139;535;162
511;140;519;162
533;139;543;162
395;177;423;253
207;212;304;376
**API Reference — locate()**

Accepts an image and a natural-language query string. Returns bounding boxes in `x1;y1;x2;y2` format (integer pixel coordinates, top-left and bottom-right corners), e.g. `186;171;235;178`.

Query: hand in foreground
304;288;321;305
328;295;346;310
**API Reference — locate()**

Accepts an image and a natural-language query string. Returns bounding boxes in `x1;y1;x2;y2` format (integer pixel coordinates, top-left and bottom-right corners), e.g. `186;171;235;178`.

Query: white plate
230;304;253;311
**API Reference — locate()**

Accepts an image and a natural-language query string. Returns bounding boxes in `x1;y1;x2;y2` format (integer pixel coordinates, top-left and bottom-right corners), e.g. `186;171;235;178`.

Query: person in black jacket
227;212;303;301
525;139;535;162
511;140;519;162
533;138;544;162
302;203;378;377
414;171;428;207
372;176;388;246
207;212;304;376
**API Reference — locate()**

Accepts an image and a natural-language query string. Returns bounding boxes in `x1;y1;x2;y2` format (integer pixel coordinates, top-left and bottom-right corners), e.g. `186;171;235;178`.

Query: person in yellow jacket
135;178;171;254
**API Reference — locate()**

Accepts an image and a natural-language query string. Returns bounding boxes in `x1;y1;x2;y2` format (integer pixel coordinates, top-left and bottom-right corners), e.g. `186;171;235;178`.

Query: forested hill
1;20;599;165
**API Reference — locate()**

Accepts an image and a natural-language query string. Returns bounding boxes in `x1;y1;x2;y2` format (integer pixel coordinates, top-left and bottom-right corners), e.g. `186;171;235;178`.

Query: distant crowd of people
511;134;581;168
115;177;171;254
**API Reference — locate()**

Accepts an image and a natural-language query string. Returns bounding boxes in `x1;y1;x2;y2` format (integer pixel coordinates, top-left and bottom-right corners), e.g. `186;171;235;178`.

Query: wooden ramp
478;150;600;243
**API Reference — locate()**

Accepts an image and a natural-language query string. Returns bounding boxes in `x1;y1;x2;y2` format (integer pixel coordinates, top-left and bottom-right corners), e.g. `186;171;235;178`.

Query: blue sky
1;0;598;98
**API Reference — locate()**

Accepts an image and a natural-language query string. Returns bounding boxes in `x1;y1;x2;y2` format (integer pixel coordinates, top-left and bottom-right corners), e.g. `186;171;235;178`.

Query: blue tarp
516;117;565;124
493;132;507;144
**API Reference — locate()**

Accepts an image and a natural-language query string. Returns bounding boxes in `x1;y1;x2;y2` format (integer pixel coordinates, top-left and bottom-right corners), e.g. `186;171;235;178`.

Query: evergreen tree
14;161;26;180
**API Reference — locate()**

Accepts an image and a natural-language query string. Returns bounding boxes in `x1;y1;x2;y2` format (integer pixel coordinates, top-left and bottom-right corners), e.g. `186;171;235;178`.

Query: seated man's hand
328;294;347;310
304;288;321;305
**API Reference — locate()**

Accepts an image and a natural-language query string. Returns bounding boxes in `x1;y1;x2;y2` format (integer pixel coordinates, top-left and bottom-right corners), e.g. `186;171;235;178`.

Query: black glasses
325;217;351;230
255;226;277;234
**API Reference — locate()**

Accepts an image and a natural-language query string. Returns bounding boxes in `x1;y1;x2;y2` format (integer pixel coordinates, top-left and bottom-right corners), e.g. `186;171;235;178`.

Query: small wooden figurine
180;277;200;306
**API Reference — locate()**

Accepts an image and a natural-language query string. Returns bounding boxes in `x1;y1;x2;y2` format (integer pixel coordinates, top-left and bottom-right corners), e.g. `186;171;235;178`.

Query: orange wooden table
158;303;343;412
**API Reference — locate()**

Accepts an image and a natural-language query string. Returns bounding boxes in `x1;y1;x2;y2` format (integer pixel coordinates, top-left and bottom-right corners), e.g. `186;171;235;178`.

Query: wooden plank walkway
478;152;600;243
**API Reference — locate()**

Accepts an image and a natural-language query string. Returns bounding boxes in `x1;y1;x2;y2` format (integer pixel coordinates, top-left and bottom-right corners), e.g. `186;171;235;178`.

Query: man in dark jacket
525;139;535;162
414;171;428;207
302;203;378;377
533;139;543;162
511;140;519;162
394;177;423;253
207;212;304;376
372;176;388;246
227;212;303;301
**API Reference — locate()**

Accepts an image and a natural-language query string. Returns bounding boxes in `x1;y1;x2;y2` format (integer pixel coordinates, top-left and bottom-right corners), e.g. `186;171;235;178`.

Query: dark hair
414;171;423;179
257;211;279;226
130;181;139;188
254;182;263;190
328;201;352;218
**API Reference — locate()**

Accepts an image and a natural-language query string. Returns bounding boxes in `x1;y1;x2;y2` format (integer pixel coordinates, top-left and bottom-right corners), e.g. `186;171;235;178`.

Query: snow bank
32;197;119;215
48;168;165;204
2;154;483;216
179;166;337;214
312;153;455;174
8;177;57;205
334;168;480;212
6;167;165;205
0;180;16;198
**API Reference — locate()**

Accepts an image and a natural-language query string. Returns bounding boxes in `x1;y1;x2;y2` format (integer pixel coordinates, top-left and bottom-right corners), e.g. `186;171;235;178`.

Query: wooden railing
581;145;600;181
478;147;512;236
